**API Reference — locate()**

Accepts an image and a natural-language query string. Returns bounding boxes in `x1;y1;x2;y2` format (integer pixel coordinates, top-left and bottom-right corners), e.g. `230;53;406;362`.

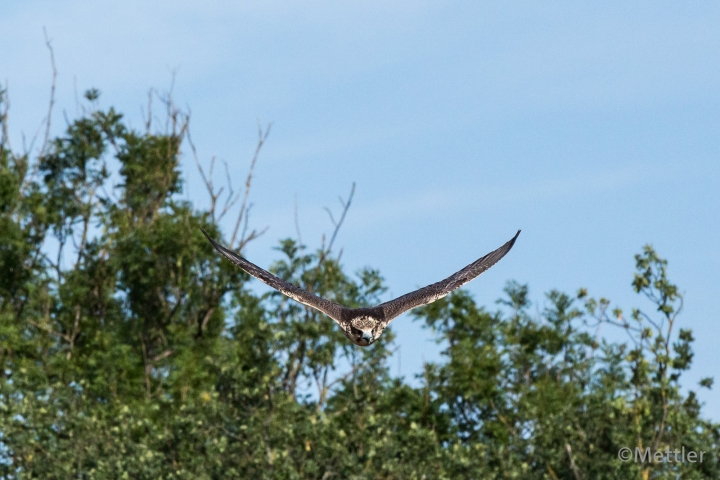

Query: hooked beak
361;332;373;343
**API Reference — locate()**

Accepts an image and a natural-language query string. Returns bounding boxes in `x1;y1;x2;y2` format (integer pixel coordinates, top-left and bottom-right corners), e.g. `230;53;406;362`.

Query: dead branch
231;120;272;248
217;159;241;222
237;203;269;252
144;88;153;133
39;27;57;158
73;76;81;117
0;81;9;149
187;126;219;216
294;193;303;246
324;182;355;254
188;118;269;253
164;68;179;134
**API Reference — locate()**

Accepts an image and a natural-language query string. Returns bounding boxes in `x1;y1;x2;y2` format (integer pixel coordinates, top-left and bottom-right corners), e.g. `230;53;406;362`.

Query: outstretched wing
201;229;347;324
378;230;521;323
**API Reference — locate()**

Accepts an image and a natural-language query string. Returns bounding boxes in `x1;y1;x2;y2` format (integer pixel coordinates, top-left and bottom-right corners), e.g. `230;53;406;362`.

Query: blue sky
2;1;719;418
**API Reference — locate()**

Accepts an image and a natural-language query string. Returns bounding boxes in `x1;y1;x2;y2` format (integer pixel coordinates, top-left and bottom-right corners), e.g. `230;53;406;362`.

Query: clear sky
3;1;719;418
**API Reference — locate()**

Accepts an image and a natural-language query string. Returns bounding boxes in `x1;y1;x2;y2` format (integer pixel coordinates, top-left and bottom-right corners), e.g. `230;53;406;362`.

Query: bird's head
347;316;385;346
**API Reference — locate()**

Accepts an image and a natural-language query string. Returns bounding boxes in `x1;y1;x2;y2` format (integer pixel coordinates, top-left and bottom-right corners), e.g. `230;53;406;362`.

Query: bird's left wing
201;229;346;324
378;230;520;323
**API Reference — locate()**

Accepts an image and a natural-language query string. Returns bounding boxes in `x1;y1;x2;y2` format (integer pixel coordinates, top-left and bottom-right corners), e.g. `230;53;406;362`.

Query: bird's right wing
201;229;346;324
377;230;520;323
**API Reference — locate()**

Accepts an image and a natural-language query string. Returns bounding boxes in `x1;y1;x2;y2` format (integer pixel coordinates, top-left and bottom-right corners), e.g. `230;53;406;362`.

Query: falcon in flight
202;229;520;346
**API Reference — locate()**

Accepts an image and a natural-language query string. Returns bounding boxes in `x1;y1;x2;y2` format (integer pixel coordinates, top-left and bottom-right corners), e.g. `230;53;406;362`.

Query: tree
0;83;717;479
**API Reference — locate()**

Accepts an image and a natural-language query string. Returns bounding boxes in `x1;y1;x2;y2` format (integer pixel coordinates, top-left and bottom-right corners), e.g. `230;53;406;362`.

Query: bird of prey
202;229;520;346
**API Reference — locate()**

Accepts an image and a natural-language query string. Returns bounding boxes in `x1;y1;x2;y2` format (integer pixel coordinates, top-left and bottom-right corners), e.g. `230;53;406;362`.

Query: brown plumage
202;229;520;346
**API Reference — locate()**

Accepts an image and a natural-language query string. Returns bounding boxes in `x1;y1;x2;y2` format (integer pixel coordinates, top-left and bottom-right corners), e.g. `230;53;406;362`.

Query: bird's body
202;229;520;346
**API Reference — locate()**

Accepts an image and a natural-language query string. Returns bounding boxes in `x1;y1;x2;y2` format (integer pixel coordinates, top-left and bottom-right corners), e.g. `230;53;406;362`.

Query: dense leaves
0;89;717;478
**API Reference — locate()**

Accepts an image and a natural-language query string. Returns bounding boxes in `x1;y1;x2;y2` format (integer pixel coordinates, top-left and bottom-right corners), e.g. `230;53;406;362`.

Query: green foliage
0;87;717;478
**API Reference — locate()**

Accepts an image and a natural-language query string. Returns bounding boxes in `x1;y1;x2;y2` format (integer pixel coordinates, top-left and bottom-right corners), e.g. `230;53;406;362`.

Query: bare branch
565;443;583;480
144;88;154;133
294;193;303;246
323;207;336;227
186;125;220;218
599;316;639;347
66;306;82;360
39;27;57;158
652;394;669;452
326;182;355;254
163;68;179;134
0;80;9;149
74;185;100;269
218;159;241;222
27;319;70;343
324;361;363;394
664;294;683;348
72;76;81;117
636;309;661;332
188;118;269;253
231;120;271;247
150;349;174;363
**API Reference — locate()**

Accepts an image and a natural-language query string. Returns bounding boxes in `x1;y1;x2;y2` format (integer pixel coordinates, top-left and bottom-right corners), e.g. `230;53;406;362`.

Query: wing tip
199;227;230;257
508;229;521;248
199;227;216;244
